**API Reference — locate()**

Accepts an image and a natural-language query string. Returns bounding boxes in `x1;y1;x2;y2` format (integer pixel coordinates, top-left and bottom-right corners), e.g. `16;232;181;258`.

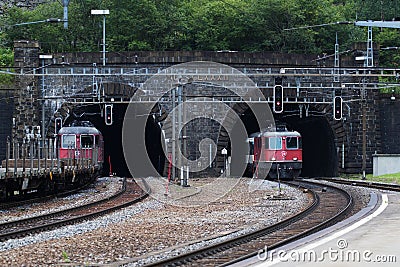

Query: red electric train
247;127;302;180
57;122;104;169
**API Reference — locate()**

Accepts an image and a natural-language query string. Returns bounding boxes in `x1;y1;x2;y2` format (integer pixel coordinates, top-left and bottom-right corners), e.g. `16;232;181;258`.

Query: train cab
253;130;302;180
57;123;104;168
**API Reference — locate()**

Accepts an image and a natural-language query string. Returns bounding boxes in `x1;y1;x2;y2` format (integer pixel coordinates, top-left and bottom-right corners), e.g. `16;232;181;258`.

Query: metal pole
342;143;345;169
102;15;106;66
361;68;367;180
63;0;70;29
180;166;184;186
37;139;41;173
182;85;188;186
362;101;367;179
209;143;212;167
22;142;26;176
224;154;226;177
30;140;33;178
57;141;61;174
186;165;189;186
41;59;45;144
178;85;182;183
172;88;176;180
44;140;47;172
277;163;281;195
51;138;54;171
12;138;15;160
13;139;17;176
6;137;9;177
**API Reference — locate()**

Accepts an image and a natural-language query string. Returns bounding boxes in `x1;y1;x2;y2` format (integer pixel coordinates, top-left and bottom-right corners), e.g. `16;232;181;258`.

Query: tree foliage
0;0;399;66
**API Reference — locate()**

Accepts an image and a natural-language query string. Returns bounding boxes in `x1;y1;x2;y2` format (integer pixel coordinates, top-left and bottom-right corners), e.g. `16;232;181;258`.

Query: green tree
0;0;398;58
0;47;14;85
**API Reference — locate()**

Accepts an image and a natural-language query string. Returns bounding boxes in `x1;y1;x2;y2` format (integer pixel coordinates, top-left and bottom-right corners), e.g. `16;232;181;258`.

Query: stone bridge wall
8;42;394;176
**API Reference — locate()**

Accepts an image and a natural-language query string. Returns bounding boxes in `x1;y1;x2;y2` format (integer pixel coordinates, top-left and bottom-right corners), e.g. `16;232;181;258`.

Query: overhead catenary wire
284;21;354;31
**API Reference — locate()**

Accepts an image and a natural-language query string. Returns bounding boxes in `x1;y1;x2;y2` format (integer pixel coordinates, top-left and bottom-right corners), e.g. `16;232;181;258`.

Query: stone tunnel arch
47;82;167;177
237;102;347;178
45;80;350;178
208;97;349;178
46;82;166;137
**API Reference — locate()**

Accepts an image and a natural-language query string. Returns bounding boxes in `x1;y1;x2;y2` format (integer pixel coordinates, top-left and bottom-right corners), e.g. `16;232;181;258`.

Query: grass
61;251;70;263
341;173;400;184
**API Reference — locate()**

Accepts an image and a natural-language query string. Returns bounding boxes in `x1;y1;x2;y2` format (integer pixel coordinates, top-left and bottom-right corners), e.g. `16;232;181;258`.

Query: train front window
267;137;282;150
62;135;76;148
286;137;298;149
81;135;94;148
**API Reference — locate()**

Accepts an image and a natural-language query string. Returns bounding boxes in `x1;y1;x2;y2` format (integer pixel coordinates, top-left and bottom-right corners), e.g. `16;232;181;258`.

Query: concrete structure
373;154;400;176
4;41;400;178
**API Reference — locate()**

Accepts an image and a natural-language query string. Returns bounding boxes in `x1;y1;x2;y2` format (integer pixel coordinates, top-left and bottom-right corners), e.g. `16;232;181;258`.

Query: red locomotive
250;127;302;180
57;122;104;169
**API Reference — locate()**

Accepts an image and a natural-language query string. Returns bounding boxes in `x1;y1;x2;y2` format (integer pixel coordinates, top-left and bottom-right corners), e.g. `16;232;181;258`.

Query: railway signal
104;104;113;125
55;117;62;133
273;85;284;113
333;96;342;120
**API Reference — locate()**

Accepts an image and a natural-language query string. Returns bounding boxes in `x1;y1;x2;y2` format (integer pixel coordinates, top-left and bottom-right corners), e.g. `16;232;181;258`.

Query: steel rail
0;178;149;242
0;180;95;210
319;177;400;192
221;180;354;266
142;179;352;267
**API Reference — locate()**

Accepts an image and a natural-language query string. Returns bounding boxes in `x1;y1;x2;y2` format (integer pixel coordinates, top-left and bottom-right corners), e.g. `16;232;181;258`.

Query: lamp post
91;9;109;66
39;54;53;144
63;0;70;29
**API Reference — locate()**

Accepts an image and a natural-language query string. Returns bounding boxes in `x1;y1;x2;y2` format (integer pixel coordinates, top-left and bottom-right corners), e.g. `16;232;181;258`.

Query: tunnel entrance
241;104;338;178
63;104;165;177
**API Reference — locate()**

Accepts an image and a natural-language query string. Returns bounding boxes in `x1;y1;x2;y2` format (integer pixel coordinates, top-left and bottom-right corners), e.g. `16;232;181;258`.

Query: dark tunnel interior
241;104;338;178
64;102;338;178
65;104;164;178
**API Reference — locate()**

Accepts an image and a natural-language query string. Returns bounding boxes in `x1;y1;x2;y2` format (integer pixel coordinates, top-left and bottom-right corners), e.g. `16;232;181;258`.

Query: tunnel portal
241;104;338;178
64;103;164;178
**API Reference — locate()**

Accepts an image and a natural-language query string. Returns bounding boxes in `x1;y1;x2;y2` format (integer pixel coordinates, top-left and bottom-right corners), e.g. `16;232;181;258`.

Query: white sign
222;148;228;155
91;10;110;15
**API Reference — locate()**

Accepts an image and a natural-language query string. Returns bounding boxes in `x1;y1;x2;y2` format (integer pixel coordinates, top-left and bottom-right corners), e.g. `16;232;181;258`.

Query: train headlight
271;157;276;161
293;157;298;161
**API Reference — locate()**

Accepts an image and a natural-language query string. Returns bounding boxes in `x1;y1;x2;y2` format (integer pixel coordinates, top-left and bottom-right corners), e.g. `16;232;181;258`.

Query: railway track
0;178;149;242
143;179;353;267
0;181;95;211
318;177;400;192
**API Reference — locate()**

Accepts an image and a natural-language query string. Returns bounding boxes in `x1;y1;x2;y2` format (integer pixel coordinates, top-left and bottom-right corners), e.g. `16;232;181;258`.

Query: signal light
55;117;62;133
273;85;284;113
104;104;113;125
333;96;342;120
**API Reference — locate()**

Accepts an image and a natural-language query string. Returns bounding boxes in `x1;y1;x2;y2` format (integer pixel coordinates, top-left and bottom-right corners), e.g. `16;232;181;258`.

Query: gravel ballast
0;178;316;265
